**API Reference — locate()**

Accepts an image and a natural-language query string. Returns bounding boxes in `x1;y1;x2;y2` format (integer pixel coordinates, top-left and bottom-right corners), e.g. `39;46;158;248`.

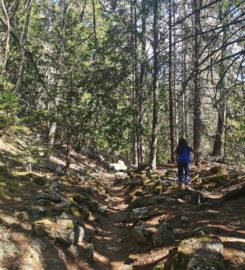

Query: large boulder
165;236;225;270
32;215;84;247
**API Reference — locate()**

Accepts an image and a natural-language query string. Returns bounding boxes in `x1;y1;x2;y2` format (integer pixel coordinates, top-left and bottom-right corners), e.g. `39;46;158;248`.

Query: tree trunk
14;0;33;93
168;0;175;162
193;0;202;164
212;7;227;157
150;0;159;170
137;0;147;166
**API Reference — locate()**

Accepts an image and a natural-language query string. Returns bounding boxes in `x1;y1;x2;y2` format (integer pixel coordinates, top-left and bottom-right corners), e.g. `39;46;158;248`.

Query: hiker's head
177;137;188;150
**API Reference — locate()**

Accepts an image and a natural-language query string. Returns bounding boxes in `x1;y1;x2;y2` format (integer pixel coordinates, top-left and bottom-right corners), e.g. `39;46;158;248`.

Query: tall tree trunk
137;0;147;166
47;0;66;153
212;7;227;156
150;0;159;170
168;0;175;162
14;0;33;93
193;0;202;164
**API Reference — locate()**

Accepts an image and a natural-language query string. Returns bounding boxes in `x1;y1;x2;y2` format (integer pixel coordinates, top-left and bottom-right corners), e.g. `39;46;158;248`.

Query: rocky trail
0;134;245;270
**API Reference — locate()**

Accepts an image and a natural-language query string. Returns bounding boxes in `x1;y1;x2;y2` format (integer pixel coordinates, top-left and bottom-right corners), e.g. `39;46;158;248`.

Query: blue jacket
176;146;193;163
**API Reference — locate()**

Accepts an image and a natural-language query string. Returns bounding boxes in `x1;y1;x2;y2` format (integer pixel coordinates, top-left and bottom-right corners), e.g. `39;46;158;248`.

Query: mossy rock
165;236;224;270
16;211;29;222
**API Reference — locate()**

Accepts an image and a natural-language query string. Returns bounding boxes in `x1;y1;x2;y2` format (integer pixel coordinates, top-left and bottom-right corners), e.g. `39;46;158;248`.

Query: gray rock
34;199;53;206
130;207;150;219
165;236;224;270
85;243;94;262
36;192;62;203
187;250;225;270
131;224;148;243
153;222;174;247
29;206;47;219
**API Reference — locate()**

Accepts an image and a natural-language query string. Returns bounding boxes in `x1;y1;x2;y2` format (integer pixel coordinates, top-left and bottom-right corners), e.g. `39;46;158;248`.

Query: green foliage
0;87;19;129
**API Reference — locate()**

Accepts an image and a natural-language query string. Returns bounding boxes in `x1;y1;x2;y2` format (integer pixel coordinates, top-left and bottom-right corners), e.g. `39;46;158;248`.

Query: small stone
181;215;189;223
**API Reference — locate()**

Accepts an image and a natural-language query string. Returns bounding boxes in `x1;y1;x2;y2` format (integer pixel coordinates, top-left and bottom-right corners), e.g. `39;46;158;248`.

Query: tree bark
193;0;202;164
212;7;227;156
168;0;175;163
150;0;159;170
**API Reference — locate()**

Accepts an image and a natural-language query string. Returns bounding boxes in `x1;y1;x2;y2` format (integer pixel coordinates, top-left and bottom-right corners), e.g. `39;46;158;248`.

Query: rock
32;216;78;247
85;243;94;262
187;250;225;270
0;239;21;267
184;189;204;205
32;218;54;237
152;222;174;247
165;236;224;270
131;225;148;243
74;225;85;245
181;215;189;223
20;239;47;270
16;211;29;222
36;192;62;203
54;218;75;246
34;199;53;206
130;195;165;209
130;207;151;220
109;160;127;172
29;206;47;219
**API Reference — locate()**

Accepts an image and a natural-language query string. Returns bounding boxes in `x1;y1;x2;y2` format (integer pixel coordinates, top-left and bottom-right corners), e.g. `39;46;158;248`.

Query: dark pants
178;161;190;185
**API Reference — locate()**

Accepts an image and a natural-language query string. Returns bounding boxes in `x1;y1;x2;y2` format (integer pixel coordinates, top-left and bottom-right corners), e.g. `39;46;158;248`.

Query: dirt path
92;173;133;270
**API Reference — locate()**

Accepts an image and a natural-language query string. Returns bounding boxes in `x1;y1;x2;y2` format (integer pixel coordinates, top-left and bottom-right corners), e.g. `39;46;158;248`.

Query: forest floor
0;130;244;270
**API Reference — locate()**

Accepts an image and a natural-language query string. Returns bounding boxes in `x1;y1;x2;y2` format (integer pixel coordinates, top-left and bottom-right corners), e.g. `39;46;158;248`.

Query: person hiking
174;138;197;190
